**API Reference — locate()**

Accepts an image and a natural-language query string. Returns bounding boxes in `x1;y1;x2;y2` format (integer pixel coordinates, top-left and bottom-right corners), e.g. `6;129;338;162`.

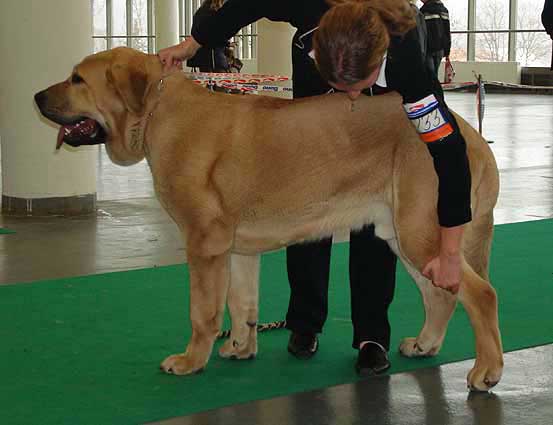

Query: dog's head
35;47;161;165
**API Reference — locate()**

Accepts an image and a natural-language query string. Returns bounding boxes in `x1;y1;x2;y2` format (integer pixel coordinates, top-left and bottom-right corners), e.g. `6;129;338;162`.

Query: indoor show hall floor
1;92;552;424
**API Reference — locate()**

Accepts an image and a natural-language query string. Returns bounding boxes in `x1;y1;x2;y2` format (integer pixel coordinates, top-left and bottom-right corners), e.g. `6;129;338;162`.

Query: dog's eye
71;74;84;84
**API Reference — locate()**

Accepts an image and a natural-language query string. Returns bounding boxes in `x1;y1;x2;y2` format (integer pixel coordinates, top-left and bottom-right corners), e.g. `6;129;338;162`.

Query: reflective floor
1;92;552;424
148;346;553;425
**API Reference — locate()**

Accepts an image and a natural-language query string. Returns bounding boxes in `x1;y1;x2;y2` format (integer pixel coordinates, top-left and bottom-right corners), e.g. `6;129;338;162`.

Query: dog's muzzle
34;90;107;149
54;118;107;149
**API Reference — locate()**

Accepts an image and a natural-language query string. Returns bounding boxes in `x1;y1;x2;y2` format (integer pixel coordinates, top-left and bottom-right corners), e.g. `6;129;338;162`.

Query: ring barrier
186;72;551;144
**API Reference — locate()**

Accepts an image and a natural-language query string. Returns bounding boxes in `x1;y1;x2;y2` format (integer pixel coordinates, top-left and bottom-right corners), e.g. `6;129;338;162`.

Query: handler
186;0;231;73
158;0;472;376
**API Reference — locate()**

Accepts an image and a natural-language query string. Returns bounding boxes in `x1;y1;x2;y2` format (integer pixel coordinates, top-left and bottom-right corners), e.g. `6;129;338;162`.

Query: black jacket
191;0;471;227
187;2;230;71
413;4;429;63
543;0;553;36
420;0;451;56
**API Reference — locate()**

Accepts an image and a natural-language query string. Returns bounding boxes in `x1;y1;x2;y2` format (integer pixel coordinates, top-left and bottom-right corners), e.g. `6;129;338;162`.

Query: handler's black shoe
288;332;318;359
355;341;391;376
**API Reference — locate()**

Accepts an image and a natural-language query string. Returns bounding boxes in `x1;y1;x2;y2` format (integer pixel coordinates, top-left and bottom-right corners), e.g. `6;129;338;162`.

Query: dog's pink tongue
56;126;70;149
56;119;99;149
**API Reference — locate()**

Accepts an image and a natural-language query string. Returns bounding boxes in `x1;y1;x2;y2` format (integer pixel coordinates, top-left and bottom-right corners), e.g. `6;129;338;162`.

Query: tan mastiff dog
35;47;503;391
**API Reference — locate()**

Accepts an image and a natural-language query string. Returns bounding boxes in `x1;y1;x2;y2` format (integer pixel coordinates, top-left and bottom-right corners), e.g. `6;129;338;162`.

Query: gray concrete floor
148;346;553;425
1;92;552;424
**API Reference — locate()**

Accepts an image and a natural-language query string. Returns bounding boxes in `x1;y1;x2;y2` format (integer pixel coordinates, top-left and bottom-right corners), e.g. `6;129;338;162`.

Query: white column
467;0;476;61
0;0;96;215
155;0;180;50
256;19;295;98
508;0;518;62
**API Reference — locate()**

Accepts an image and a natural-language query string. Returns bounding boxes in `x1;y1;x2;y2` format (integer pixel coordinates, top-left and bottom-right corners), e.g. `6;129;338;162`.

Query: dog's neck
139;59;175;158
123;56;170;159
145;55;164;83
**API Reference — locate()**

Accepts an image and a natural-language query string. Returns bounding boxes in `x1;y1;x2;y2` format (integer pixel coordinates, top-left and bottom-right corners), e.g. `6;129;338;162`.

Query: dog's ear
106;60;147;114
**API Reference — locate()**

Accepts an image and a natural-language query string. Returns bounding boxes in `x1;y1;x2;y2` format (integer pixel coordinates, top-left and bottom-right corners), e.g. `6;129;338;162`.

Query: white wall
237;59;258;74
441;61;522;84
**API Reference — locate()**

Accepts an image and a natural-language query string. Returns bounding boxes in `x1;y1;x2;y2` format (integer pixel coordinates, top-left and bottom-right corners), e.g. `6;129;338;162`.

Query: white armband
404;94;454;143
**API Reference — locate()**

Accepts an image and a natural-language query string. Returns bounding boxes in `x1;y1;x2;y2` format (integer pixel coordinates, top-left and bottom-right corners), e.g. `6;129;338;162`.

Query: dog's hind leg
462;211;494;281
219;254;260;360
382;237;457;357
395;249;458;358
458;266;503;391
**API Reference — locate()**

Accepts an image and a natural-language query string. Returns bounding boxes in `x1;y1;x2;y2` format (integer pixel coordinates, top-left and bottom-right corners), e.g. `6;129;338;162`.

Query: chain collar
140;77;166;158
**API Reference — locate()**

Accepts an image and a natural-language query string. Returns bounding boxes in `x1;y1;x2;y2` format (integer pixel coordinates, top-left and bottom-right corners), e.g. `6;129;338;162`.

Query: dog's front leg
161;251;231;375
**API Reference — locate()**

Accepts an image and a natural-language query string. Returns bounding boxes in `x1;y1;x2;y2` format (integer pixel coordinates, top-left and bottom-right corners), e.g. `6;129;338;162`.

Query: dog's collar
140;77;167;157
145;78;165;122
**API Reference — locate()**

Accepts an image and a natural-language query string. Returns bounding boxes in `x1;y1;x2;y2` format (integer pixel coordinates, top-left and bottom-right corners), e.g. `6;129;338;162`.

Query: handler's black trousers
427;49;445;77
285;224;397;350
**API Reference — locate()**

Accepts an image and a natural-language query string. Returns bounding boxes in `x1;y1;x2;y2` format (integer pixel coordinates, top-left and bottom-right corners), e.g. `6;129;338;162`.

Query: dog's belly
232;198;396;255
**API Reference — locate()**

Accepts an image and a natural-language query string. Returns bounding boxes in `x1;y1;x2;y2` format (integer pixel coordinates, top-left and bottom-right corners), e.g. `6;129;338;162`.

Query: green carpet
0;227;15;234
1;219;552;425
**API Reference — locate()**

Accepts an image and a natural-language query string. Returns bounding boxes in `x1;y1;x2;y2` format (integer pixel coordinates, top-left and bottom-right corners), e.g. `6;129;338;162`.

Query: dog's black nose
34;90;47;108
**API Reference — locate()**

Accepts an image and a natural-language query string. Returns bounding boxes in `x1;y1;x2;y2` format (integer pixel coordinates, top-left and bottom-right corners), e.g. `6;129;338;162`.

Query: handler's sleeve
388;30;472;228
192;0;295;47
444;10;452;57
543;0;553;36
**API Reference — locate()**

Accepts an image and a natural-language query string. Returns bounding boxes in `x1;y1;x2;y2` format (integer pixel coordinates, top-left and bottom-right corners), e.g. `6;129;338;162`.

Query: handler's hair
315;0;416;85
204;0;226;11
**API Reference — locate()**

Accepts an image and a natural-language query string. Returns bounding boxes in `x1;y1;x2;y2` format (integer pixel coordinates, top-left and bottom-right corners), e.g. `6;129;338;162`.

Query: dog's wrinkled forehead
76;51;115;79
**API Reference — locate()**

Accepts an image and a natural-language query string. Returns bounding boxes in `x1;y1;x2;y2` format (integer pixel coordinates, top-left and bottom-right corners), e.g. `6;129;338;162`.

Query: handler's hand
423;252;462;294
158;37;201;73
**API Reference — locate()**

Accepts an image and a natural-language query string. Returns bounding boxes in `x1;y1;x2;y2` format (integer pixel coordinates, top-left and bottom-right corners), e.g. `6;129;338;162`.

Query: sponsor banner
441;81;477;91
185;72;290;83
194;79;293;93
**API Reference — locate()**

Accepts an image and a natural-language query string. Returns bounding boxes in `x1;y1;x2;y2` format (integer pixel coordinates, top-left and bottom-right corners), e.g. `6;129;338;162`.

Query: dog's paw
399;337;440;357
218;337;257;360
160;353;205;375
467;359;503;392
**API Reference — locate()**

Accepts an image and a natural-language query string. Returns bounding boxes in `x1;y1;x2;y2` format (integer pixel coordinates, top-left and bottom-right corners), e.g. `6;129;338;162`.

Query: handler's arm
391;30;472;228
159;0;295;71
389;30;472;293
191;0;295;46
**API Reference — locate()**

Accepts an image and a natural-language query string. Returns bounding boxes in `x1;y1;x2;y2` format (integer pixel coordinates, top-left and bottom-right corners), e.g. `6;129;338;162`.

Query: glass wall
443;0;469;61
422;0;551;66
516;0;552;66
92;0;155;53
92;1;549;65
475;0;509;61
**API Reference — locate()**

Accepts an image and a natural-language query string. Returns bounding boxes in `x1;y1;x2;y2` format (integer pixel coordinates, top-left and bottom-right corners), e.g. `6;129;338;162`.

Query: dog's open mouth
57;118;107;150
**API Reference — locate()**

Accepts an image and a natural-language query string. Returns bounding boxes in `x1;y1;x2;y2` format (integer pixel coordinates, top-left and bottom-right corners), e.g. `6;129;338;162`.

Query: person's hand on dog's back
158;36;202;74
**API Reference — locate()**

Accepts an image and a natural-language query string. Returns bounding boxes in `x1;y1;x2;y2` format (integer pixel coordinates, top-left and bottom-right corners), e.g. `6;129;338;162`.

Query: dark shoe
355;341;391;376
287;332;319;359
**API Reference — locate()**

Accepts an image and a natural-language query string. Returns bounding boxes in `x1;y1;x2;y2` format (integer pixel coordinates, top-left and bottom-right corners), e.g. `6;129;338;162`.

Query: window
475;0;510;61
443;0;469;61
92;1;550;66
517;0;553;66
92;0;155;53
179;0;257;59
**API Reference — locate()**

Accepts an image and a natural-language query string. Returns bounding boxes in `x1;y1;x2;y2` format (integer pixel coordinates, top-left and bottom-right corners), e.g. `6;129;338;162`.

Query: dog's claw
160;353;206;375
